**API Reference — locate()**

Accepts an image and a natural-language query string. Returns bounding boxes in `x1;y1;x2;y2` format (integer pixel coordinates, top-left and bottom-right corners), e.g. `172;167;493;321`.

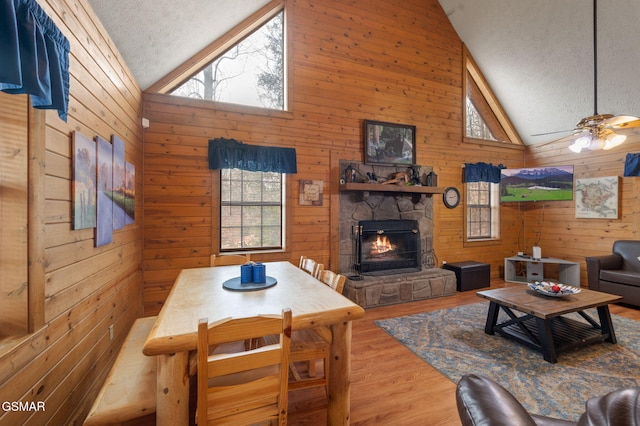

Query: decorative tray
528;281;581;297
222;276;277;292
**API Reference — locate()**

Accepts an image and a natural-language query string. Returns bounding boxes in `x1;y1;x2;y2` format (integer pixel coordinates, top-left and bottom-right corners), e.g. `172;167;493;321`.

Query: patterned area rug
376;302;640;421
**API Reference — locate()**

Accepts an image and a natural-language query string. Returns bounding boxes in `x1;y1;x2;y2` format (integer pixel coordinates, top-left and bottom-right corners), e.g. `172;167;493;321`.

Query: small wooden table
477;286;622;363
143;261;365;425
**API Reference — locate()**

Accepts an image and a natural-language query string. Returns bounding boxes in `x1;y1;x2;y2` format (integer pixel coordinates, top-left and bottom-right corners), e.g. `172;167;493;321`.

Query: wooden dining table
143;261;366;425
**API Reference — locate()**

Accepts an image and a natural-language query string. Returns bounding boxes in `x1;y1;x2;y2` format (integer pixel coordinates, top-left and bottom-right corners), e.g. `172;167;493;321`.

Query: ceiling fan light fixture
603;133;626;150
569;133;593;153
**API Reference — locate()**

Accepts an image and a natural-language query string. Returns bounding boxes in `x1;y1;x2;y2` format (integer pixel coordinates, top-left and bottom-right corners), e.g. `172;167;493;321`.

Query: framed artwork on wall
95;136;113;247
299;180;323;206
363;120;416;165
72;131;97;230
112;135;126;230
575;176;619;219
124;161;135;223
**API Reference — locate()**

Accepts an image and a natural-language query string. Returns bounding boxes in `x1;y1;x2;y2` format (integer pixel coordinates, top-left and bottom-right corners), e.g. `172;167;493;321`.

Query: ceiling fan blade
550;131;584;144
531;129;575;137
603;115;640;129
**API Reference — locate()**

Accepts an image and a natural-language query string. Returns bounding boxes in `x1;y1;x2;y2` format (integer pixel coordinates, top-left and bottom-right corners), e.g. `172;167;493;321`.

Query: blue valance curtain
208;138;297;174
464;162;504;183
1;0;70;121
624;153;640;177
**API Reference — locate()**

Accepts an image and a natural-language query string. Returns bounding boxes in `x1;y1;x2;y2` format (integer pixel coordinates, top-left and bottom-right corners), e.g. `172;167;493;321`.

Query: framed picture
112;135;126;230
575;176;619;219
363;120;416;165
95;136;113;247
299;180;323;206
72;131;97;230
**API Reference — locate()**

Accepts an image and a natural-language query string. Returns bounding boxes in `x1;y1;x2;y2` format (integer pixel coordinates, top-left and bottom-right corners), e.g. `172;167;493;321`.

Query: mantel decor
363;120;416;165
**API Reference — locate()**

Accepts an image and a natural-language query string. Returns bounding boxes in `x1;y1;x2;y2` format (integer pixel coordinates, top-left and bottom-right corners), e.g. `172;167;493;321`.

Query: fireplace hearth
357;220;420;275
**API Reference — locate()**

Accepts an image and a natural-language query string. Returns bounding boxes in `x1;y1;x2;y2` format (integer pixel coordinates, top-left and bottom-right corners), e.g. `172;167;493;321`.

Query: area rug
375;302;640;421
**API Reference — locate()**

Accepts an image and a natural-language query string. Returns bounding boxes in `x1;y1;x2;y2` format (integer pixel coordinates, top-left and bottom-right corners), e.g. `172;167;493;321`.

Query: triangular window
464;45;522;145
166;9;285;110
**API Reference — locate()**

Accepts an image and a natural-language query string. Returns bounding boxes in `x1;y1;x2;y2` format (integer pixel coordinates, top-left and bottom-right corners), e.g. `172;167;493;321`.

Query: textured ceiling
87;0;640;146
439;0;640;146
87;0;271;91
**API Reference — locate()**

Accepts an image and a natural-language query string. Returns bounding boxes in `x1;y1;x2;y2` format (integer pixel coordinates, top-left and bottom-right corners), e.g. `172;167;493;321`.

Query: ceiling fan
536;0;640;153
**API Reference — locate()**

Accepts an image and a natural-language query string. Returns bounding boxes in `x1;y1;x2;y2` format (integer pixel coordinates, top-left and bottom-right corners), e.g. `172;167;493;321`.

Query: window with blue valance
208;138;297;174
464;162;505;183
1;0;70;121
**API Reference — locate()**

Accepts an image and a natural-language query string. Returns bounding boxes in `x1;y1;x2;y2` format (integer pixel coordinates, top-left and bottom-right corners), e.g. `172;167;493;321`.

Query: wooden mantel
339;182;445;194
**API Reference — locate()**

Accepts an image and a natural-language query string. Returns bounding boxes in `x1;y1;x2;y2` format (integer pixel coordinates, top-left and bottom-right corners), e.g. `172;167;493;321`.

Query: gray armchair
586;240;640;308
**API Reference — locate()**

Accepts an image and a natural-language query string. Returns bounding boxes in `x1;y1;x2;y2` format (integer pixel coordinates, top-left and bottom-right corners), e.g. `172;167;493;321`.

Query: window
463;44;523;146
220;169;285;251
171;11;285;110
466;181;500;241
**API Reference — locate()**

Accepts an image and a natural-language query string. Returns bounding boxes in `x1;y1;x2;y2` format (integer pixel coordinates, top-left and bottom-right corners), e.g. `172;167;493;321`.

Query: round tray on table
222;276;277;292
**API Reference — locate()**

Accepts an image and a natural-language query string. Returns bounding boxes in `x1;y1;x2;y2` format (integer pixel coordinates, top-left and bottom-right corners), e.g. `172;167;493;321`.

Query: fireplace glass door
358;220;420;275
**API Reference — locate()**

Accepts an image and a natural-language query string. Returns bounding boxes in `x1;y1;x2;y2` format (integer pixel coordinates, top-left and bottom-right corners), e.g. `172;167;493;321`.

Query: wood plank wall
142;0;525;315
524;133;640;283
0;0;144;424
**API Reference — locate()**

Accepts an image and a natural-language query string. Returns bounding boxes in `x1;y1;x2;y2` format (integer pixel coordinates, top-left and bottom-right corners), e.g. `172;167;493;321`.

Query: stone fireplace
338;160;456;308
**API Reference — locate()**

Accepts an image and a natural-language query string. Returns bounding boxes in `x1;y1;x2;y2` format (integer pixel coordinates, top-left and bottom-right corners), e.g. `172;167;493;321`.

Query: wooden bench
84;316;158;426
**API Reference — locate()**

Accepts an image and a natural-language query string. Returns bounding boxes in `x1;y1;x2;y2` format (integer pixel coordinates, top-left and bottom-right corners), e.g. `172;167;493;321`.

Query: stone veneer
338;160;456;308
343;269;456;308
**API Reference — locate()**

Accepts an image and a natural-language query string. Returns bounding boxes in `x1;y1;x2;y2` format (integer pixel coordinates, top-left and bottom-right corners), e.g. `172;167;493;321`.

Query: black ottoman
443;261;490;292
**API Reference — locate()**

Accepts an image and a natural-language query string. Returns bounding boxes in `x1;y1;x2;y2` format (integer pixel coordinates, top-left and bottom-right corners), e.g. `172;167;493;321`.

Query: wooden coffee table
476;286;622;363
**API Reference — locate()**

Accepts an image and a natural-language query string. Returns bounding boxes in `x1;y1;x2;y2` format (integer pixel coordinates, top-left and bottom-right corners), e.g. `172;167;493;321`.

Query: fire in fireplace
356;219;421;275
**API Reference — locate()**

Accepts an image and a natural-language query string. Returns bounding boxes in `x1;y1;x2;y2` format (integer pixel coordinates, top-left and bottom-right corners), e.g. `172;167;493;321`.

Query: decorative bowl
528;281;581;297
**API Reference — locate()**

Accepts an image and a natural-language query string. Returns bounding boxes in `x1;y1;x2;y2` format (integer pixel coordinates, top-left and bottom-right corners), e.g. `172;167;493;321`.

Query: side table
504;256;580;286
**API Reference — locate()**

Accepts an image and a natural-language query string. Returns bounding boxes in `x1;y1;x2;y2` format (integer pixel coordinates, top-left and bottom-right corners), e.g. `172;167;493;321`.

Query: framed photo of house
363;120;416;165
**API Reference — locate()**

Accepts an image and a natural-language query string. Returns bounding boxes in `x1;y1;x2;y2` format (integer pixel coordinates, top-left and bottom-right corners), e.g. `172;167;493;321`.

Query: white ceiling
87;0;640;146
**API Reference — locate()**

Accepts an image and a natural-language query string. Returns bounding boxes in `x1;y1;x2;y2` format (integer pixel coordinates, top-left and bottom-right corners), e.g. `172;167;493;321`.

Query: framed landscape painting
95;136;113;247
364;120;416;165
111;135;126;230
72;131;97;230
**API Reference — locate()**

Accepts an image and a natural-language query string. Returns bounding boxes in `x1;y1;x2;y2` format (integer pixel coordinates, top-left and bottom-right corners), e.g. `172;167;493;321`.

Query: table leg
484;301;500;335
597;305;617;344
329;321;352;425
535;318;557;363
156;351;190;426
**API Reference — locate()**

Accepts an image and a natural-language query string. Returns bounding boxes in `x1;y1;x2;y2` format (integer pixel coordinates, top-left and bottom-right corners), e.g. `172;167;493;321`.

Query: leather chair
456;374;640;426
586;240;640;308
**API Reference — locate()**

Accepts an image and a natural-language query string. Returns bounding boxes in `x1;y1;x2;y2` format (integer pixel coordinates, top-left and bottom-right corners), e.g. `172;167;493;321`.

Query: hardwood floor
287;279;640;425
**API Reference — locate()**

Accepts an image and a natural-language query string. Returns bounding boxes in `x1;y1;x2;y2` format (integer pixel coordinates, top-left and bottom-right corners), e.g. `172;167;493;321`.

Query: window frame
465;181;500;242
149;2;289;113
216;169;287;254
463;44;523;147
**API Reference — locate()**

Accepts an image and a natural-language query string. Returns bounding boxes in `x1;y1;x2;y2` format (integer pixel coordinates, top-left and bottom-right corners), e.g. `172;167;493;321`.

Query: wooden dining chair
210;253;251;266
196;308;292;426
299;255;324;278
317;269;347;294
269;269;347;393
